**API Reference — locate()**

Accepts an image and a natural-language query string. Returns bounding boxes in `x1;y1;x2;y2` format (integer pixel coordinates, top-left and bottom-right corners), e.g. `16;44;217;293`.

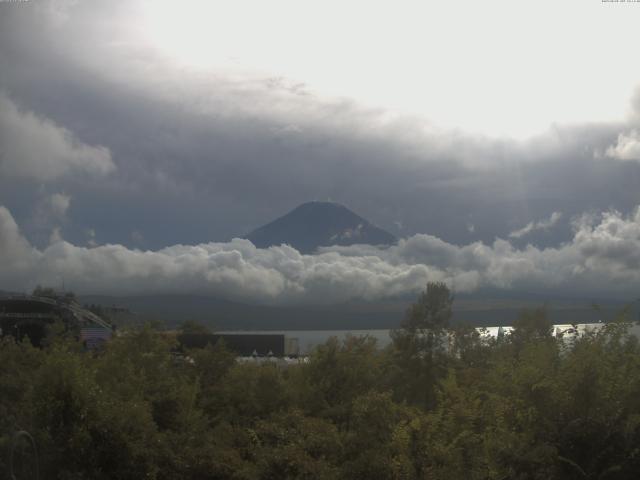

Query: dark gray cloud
1;0;640;302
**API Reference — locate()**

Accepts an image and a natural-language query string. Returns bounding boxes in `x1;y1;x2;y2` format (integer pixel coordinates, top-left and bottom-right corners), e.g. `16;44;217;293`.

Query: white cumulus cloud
606;130;640;162
1;205;640;304
509;212;563;239
49;193;71;218
0;93;115;182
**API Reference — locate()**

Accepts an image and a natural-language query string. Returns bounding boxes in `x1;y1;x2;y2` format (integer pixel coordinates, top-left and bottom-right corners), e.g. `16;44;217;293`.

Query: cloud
85;228;97;247
1;204;640;304
509;212;563;239
606;130;640;162
49;193;71;218
1;0;640;253
25;192;73;246
325;207;640;298
0;93;115;182
49;227;64;245
0;207;39;281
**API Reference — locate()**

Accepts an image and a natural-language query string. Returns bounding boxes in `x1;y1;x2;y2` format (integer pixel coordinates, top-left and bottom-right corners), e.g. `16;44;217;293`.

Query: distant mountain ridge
245;201;397;253
78;293;635;331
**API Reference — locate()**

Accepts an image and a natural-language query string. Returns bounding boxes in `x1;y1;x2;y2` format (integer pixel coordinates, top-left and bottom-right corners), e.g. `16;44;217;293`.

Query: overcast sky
1;0;640;303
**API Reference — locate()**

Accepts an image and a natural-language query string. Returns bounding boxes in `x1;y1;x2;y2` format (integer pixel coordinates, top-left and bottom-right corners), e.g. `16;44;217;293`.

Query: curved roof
0;295;112;329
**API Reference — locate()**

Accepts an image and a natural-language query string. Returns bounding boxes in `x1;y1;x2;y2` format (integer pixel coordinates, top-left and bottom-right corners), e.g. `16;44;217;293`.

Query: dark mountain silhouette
245;201;397;253
77;293;633;331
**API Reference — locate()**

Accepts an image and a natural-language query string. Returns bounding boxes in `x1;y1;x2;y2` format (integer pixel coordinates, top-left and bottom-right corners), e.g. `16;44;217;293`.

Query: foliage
390;282;454;408
2;287;640;479
179;320;213;335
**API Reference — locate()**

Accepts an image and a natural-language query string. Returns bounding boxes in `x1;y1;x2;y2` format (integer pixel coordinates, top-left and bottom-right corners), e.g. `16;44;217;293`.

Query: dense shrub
2;288;640;479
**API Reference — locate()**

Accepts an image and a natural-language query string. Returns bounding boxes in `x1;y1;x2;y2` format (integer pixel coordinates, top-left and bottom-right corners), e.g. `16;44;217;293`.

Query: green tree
341;391;414;480
189;339;237;417
208;362;291;424
31;341;160;479
253;410;342;480
300;335;383;423
510;306;554;349
390;281;454;408
179;320;212;335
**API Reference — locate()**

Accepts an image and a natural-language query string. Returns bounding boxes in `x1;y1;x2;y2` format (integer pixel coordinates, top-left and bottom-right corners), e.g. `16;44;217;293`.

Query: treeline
2;283;640;479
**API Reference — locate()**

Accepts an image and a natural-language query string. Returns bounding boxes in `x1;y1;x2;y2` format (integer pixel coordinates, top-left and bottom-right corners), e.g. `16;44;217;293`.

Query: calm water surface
219;324;640;355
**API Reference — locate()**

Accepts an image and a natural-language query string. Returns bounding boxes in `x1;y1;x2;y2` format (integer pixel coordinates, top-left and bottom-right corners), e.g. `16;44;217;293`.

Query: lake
219;323;640;355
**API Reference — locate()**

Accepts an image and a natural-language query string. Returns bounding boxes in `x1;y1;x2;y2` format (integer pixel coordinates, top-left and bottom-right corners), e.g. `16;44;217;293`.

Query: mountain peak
245;202;396;253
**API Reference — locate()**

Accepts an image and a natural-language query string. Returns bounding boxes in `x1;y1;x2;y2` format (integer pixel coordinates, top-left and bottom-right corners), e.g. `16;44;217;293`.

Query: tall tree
390;282;454;408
